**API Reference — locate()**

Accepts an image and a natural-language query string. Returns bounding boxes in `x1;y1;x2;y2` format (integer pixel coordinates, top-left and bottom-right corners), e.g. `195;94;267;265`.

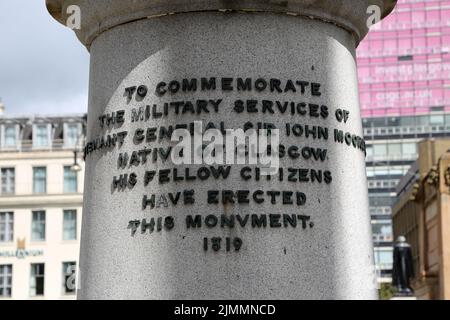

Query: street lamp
70;150;82;172
69;123;86;172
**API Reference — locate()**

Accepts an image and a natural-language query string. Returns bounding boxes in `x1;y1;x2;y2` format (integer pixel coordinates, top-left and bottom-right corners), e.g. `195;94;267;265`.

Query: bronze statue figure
392;236;414;296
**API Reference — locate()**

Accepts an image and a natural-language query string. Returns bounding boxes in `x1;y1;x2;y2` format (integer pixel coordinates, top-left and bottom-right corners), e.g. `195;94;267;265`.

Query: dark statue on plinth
392;236;414;297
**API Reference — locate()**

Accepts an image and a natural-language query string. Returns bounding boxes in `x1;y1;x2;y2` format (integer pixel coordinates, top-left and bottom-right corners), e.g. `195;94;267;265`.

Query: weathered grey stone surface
47;0;396;299
47;0;396;48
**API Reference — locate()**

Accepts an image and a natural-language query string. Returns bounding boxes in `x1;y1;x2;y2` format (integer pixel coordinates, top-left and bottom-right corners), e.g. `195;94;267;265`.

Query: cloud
0;0;89;115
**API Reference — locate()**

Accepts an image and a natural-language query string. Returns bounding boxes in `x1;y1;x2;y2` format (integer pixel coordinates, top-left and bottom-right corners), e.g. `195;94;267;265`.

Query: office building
0;113;86;299
357;0;450;283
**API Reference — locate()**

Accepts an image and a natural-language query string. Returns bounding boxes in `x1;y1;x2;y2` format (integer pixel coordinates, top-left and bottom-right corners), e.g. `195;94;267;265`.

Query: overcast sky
0;0;89;115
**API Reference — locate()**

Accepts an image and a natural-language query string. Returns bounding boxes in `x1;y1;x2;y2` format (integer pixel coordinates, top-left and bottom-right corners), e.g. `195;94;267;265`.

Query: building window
372;220;393;243
65;124;80;147
34;124;49;148
30;263;45;296
430;114;444;125
366;146;373;159
31;211;46;241
4;126;17;148
398;55;413;61
0;212;13;242
374;167;389;177
417;116;430;126
62;262;76;295
445;114;450;125
373;144;387;157
33;167;47;194
63;166;77;193
0;265;12;297
1;168;15;195
402;142;417;156
387;143;402;157
63;210;77;240
399;117;415;126
373;248;393;271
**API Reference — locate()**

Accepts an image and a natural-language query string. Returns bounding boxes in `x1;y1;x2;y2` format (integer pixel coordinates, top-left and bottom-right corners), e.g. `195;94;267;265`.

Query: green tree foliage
379;283;395;300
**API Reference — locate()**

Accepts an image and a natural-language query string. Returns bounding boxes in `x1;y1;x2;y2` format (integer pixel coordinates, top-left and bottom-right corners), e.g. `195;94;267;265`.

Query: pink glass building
356;0;450;285
357;0;450;118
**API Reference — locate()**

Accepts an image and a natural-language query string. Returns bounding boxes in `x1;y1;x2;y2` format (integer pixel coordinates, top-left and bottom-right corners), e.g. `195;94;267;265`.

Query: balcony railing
363;125;450;137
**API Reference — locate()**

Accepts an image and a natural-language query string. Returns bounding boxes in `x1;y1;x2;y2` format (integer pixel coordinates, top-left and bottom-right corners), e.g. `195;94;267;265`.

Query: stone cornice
47;0;397;49
0;193;83;209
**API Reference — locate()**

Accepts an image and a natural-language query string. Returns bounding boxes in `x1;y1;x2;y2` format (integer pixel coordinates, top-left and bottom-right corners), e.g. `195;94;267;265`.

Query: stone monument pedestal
47;0;396;299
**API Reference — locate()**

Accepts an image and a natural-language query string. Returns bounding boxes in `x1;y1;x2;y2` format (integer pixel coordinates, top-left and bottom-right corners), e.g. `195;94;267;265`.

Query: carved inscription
85;76;366;252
